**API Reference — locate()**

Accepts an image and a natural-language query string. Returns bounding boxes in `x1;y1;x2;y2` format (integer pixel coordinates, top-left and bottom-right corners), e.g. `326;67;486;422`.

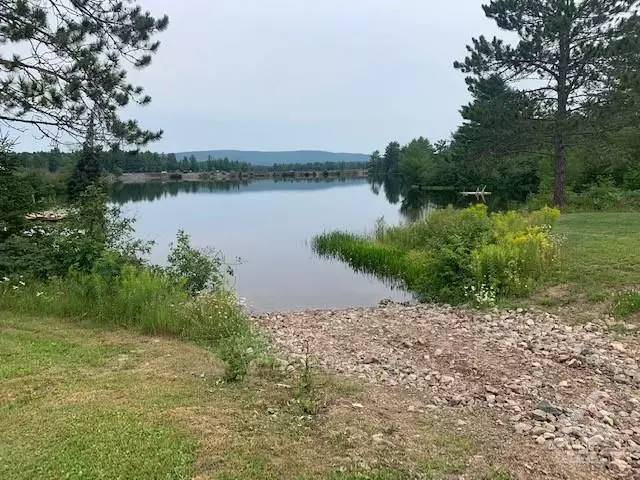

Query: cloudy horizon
16;1;499;154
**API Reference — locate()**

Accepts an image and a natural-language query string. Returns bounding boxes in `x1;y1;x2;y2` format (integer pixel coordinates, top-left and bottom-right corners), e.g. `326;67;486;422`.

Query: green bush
313;205;561;305
166;230;230;296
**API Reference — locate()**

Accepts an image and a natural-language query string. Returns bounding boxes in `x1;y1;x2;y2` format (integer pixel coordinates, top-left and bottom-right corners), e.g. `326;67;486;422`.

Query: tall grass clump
611;289;640;318
313;205;561;306
0;185;259;381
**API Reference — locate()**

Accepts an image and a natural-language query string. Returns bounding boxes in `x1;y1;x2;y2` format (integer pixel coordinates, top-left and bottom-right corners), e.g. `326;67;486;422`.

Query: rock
561;426;583;438
514;423;532;434
609;458;631;472
536;400;563;416
372;433;384;443
611;342;626;353
351;403;364;409
587;434;605;448
532;426;548;436
536;435;547;445
457;419;467;426
440;375;455;385
558;380;570;388
485;385;500;395
362;356;380;364
614;374;629;384
532;409;548;422
543;432;556;440
485;394;496;405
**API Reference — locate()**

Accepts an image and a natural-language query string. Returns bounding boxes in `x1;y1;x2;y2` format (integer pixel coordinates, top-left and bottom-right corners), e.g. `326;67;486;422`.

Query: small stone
536;435;547;444
543;432;555;440
457;419;467;426
532;426;548;436
532;409;548;422
434;348;444;357
609;458;630;472
407;405;416;412
485;394;496;404
372;433;384;443
561;426;582;438
440;375;455;384
514;422;532;434
485;385;500;395
351;403;364;409
611;342;626;353
603;416;615;427
588;434;605;447
558;380;570;388
614;374;629;384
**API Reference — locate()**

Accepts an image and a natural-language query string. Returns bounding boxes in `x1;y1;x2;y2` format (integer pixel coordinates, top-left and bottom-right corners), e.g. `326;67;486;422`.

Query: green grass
0;314;524;480
0;269;260;380
611;290;640;318
547;212;640;318
554;212;640;290
0;406;196;480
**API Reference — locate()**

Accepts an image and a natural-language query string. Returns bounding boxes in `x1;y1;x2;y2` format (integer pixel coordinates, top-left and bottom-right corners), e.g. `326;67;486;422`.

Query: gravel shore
257;303;640;478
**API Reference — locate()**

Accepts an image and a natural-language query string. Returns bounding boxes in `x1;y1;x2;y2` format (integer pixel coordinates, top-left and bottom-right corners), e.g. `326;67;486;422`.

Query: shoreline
256;301;640;476
114;169;369;184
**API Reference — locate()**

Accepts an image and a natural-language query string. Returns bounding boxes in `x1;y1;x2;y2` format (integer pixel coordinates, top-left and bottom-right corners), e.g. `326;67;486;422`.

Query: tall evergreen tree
0;0;168;146
0;134;31;241
455;0;640;206
68;115;101;200
383;141;401;176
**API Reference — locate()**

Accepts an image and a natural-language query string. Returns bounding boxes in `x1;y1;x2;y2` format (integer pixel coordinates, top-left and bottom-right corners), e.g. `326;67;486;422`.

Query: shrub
166;230;230;296
313;205;561;304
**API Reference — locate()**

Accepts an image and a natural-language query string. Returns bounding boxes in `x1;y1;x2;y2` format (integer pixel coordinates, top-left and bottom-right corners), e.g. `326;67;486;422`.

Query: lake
111;179;414;312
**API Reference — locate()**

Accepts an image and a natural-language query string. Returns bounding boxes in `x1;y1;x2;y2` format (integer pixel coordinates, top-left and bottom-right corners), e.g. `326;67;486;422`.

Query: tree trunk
554;23;571;208
553;132;566;207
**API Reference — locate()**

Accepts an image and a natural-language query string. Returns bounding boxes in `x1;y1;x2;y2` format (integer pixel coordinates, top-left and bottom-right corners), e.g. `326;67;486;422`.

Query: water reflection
368;172;524;220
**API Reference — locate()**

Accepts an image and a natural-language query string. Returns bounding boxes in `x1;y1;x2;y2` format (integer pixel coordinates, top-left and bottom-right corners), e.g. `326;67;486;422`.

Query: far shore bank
114;169;368;184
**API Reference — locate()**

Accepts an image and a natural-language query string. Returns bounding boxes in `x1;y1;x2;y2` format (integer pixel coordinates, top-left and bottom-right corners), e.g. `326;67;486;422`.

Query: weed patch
314;205;560;304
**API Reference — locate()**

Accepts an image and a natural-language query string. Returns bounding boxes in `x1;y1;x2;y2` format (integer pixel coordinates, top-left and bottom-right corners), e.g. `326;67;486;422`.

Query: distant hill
174;149;369;166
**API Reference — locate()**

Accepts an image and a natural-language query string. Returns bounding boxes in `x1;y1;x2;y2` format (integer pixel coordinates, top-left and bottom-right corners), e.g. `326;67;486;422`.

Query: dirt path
257;303;640;479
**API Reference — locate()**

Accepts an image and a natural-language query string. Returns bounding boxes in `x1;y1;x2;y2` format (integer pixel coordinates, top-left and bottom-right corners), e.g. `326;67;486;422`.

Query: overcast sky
25;1;501;153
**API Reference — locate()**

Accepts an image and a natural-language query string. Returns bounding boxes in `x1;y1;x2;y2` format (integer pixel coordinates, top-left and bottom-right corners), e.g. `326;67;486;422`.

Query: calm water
111;179;412;312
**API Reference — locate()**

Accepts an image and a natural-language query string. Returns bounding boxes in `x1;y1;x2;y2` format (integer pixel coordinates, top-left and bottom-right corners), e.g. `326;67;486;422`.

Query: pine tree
0;134;32;241
455;0;640;206
0;1;168;147
68;114;101;200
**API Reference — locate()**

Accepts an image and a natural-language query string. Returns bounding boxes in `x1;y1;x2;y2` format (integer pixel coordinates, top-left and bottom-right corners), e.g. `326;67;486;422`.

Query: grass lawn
0;314;521;480
537;211;640;319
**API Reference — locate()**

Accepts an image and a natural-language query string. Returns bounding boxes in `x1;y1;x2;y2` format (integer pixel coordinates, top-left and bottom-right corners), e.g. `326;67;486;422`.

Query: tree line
12;149;368;175
370;0;640;208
